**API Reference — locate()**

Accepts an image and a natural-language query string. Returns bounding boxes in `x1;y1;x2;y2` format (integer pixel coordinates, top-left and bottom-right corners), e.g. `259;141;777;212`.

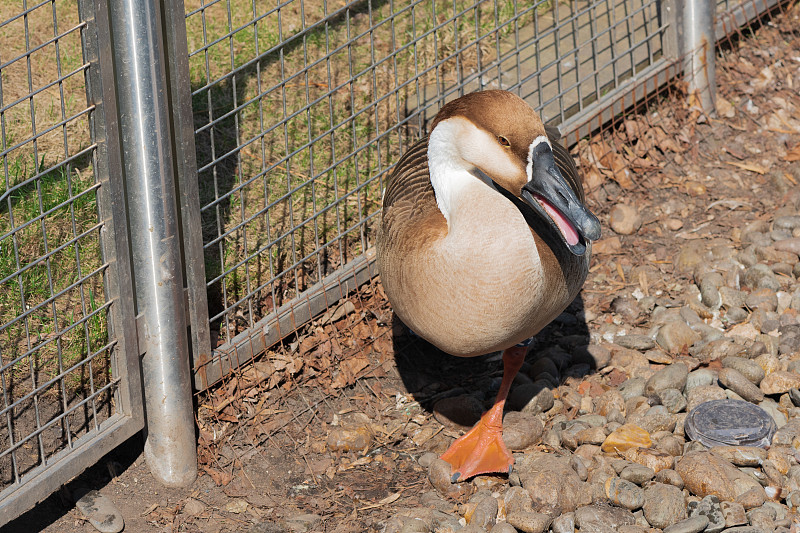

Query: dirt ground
6;2;800;532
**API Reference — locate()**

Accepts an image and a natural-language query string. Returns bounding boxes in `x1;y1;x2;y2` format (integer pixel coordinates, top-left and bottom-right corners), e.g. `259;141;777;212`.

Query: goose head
427;90;601;256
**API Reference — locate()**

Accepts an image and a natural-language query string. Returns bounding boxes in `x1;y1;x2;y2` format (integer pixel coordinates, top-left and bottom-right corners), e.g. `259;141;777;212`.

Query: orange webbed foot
439;404;513;482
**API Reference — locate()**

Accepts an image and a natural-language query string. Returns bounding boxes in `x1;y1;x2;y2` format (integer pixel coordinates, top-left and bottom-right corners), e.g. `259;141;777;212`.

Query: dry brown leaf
331;355;370;388
203;466;233;486
725;161;767;174
592;236;622;254
783;144;800;162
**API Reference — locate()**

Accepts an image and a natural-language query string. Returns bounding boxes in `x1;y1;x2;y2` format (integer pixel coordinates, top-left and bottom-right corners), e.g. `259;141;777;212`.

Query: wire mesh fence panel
0;0;142;521
184;0;674;388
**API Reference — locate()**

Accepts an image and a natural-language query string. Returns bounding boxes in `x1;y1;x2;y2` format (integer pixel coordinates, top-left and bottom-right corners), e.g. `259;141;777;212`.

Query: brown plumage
377;90;599;480
378;91;590;357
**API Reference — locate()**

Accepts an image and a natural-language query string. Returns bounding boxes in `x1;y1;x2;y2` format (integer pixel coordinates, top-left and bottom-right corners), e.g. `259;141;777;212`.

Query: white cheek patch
525;135;551;182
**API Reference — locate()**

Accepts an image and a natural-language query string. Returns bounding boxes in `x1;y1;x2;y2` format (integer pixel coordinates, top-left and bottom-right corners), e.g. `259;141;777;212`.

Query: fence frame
0;0;147;521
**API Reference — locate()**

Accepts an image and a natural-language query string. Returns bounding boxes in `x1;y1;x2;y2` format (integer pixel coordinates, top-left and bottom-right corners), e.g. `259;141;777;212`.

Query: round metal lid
684;399;776;449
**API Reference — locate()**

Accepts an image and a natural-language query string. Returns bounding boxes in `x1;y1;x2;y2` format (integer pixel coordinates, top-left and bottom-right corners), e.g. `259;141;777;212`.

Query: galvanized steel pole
681;0;717;115
107;0;197;486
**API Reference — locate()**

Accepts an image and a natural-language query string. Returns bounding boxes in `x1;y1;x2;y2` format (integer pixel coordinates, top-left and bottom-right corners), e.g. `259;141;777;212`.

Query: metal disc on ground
684;399;776;448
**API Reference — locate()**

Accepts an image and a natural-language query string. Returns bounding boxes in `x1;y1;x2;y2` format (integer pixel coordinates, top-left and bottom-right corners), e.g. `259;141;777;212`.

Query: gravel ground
9;3;800;532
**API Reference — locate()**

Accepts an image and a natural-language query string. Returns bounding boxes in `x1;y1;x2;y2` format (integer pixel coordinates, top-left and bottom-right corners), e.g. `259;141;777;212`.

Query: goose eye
498;136;511;147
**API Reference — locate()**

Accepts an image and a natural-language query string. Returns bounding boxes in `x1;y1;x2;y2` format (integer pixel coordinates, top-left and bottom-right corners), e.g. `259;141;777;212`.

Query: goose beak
521;143;601;256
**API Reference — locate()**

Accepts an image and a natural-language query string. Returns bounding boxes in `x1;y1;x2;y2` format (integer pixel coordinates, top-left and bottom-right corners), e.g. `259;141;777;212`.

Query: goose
377;90;601;481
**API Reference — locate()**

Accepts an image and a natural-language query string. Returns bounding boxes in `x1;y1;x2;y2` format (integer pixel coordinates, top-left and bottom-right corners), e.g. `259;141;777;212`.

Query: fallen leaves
783;144;800;162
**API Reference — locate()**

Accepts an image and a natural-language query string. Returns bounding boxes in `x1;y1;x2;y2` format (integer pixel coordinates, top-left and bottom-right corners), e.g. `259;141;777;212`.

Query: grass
184;0;552;342
0;0;650;396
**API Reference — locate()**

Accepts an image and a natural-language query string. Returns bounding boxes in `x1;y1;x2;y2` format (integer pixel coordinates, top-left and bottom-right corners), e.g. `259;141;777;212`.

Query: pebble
676;451;765;502
574;503;635;530
327;425;373;452
619;378;647;400
75;490;124;533
552;513;575;533
604;477;644;510
654;469;685;488
657;322;701;354
657;388;688;413
687;495;726;533
709;446;766;466
717;368;765;403
609;204;643;235
686;385;727;412
760;371;800;394
433;395;484;430
491;524;518;533
509;382;555;415
182;498;206;516
642;483;687;529
685;369;716;392
721;501;748;527
502;411;544;450
620;464;655;485
722;357;766;385
601;424;652;453
622;447;674;473
645;363;689;395
662;515;709;533
616;334;656;351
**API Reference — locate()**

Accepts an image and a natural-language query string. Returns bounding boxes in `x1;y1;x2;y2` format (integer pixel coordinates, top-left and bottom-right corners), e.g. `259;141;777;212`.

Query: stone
708;446;766;466
620;464;655;485
574;344;612;370
517;454;590;515
717;368;765;403
657;322;701;354
327;425;373;452
642;483;687;529
619;378;647;400
609;204;642;235
604;477;644;510
509;381;555;415
574;504;635;530
691;338;745;364
504;487;552;533
428;459;467;497
676;451;766;502
657;388;687;413
622;447;674;473
596;389;626;418
687;495;725;533
615;334;656;351
686;385;727;412
651;470;683;492
638;411;676;435
285;513;322;532
685;369;716;392
746;288;779;312
75;490;124;533
720;501;747;527
463;492;498;529
182;498;206;516
720;287;748;309
433;395;484;430
577;426;608;446
721;357;766;385
502;411;544;450
760;371;800;394
645;363;689;395
601;424;652;453
491;524;518;533
662;515;709;533
551;513;575;533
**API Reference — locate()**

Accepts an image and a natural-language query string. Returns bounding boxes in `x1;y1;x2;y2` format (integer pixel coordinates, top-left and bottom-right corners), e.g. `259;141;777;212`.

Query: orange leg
440;345;526;482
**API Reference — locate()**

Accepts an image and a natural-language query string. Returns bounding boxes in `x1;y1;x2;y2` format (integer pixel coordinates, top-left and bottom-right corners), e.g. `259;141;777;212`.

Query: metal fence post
681;0;717;115
106;0;197;486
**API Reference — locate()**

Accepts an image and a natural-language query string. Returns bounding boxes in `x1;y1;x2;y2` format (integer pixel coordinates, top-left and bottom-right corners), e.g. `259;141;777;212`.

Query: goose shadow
391;290;595;428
